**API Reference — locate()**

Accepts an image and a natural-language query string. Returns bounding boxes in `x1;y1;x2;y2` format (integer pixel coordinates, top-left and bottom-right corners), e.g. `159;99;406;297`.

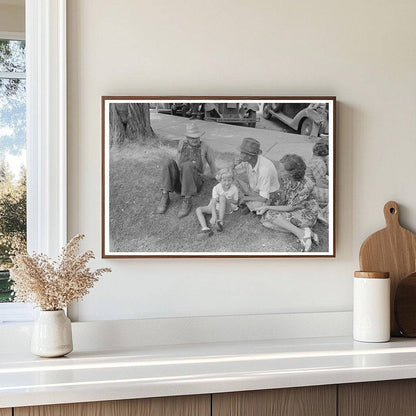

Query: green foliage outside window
0;161;26;302
0;38;27;302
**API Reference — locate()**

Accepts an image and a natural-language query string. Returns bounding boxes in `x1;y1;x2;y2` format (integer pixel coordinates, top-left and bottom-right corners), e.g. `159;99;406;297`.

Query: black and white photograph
102;97;335;257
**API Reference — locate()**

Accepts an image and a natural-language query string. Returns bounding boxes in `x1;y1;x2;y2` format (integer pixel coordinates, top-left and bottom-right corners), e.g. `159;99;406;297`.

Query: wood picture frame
102;96;336;258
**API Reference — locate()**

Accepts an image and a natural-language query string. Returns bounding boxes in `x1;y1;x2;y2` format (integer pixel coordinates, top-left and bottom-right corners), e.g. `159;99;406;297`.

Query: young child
195;168;239;238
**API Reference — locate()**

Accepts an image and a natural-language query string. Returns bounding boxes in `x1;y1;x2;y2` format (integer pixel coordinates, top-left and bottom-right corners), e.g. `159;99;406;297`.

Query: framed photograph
102;96;336;258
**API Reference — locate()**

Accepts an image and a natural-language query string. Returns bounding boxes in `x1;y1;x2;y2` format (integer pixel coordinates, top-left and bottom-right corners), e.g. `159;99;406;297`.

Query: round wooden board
395;273;416;337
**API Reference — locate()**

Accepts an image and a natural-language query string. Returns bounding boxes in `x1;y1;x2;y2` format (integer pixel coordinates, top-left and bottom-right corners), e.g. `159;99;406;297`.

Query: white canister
353;271;390;343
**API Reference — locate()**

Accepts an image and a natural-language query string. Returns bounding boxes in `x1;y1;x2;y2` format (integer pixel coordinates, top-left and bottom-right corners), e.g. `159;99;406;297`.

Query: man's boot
156;192;170;214
178;197;192;218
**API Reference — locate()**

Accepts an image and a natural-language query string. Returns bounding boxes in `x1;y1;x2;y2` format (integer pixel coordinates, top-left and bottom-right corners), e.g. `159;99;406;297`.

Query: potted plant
10;234;111;357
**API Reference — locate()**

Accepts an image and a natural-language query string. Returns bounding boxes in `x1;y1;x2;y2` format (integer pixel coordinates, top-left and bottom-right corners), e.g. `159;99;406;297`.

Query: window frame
0;0;67;323
0;31;24;41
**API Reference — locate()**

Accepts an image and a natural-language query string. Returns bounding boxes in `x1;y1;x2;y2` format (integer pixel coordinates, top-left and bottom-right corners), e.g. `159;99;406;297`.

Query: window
0;0;67;324
0;34;26;306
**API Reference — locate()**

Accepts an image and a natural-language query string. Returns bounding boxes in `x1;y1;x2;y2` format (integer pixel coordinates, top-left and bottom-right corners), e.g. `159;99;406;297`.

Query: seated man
157;123;217;218
234;137;279;213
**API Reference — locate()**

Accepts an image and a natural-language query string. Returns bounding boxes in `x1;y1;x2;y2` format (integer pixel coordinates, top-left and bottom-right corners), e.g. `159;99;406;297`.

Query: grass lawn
109;141;329;254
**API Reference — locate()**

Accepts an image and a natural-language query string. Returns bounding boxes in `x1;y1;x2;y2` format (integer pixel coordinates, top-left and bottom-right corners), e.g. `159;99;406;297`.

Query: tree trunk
110;103;156;146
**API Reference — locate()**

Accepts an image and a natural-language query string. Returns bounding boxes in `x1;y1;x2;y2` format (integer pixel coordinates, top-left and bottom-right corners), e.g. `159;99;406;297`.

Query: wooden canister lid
354;271;390;279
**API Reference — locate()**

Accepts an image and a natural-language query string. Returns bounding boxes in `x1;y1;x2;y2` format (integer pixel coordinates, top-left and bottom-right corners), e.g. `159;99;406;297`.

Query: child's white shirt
212;183;238;201
212;183;239;214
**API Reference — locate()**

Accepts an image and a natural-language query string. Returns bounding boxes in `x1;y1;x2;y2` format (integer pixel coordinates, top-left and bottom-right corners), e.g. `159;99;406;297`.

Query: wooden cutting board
359;201;416;336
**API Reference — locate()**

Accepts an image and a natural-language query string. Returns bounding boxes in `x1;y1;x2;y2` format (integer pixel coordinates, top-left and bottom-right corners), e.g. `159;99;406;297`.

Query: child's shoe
197;228;213;240
215;221;224;232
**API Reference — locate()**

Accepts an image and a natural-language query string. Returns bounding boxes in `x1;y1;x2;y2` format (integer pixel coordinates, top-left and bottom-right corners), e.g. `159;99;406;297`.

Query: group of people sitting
156;123;329;252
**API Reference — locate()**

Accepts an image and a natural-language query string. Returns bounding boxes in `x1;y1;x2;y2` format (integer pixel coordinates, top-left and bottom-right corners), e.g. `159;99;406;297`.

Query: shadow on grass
109;142;329;254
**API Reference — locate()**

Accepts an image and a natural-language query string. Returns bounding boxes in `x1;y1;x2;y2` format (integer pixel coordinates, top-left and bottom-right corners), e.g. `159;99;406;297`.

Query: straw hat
186;123;204;138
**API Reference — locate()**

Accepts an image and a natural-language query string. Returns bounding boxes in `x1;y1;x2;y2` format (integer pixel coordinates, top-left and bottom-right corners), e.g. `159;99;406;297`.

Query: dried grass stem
10;234;111;310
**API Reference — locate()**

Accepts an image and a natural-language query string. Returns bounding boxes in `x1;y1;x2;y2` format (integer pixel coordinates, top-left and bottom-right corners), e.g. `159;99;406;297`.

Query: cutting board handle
384;201;400;228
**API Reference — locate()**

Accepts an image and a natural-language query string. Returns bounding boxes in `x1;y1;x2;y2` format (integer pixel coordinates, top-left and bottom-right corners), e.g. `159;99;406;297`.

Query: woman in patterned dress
256;154;320;252
306;139;329;224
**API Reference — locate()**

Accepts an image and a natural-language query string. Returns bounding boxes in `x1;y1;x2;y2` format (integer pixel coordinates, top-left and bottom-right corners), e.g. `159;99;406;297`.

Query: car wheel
248;122;256;128
300;118;314;136
262;104;272;120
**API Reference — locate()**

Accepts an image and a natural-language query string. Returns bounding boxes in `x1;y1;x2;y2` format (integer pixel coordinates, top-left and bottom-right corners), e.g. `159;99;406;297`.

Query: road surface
150;110;318;164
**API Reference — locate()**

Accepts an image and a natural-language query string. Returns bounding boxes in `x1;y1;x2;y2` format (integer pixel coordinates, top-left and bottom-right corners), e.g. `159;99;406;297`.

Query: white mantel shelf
2;336;416;409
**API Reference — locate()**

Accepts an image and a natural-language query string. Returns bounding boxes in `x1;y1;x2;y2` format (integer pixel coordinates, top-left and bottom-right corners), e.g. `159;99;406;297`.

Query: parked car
204;103;259;128
154;103;191;116
155;103;260;128
170;103;191;117
154;103;171;114
262;103;329;137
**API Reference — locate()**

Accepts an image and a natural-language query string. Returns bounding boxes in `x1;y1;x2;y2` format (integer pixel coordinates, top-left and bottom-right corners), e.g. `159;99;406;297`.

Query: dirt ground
109;141;329;254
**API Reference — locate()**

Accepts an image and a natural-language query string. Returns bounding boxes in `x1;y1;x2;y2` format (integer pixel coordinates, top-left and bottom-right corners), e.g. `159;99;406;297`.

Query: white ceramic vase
31;310;73;358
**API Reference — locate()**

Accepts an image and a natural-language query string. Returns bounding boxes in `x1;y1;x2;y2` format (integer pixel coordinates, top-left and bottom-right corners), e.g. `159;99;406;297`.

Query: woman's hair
280;154;306;182
313;138;329;157
216;167;234;182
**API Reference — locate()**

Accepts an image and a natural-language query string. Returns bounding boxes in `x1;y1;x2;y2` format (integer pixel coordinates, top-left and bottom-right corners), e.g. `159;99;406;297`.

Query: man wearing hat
157;123;217;218
234;137;279;213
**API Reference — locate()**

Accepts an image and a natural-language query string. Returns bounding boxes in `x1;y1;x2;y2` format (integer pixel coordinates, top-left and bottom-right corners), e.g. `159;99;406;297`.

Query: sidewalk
150;111;317;163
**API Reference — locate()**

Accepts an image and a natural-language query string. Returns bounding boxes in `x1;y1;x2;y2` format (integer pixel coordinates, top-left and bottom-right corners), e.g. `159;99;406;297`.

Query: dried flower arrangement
10;234;111;311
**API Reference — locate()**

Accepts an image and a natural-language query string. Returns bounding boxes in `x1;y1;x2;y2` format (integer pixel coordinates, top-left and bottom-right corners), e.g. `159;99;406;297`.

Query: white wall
0;3;24;33
67;0;416;322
